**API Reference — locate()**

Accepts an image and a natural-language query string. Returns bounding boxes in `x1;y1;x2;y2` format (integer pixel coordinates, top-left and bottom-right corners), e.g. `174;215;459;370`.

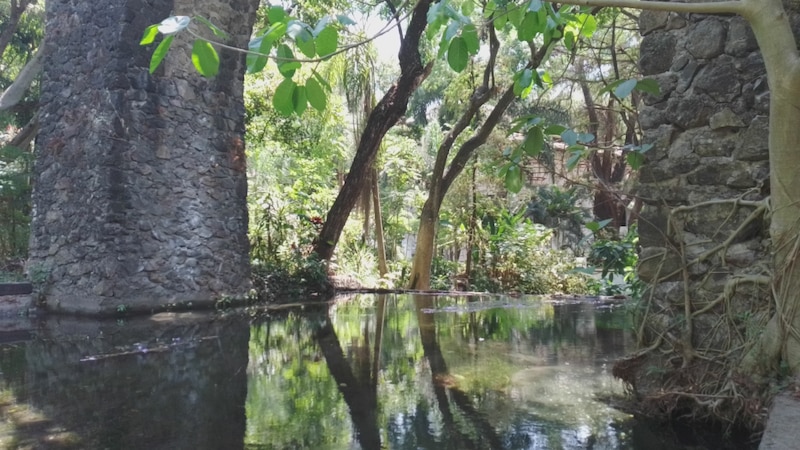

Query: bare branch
551;0;746;15
0;42;44;111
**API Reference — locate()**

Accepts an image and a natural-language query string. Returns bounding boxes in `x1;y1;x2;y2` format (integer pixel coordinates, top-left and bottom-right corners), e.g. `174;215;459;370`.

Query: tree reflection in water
244;294;650;449
0;294;711;449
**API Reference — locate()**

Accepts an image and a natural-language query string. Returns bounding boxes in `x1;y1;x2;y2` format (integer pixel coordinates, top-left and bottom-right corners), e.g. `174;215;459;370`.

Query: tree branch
552;0;746;15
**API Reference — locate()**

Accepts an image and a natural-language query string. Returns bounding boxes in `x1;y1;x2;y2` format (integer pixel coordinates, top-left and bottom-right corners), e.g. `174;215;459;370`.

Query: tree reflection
314;296;385;450
416;295;504;450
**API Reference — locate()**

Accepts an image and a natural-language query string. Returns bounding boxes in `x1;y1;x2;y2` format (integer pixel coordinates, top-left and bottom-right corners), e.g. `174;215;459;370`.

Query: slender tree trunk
313;0;433;261
407;85;518;289
371;169;388;277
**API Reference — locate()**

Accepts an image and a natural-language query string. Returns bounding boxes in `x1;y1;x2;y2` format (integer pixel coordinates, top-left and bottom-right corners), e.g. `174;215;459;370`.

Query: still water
0;294;741;449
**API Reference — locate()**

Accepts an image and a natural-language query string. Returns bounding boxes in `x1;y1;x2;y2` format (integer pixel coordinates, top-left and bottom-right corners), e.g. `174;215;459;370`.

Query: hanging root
618;194;777;435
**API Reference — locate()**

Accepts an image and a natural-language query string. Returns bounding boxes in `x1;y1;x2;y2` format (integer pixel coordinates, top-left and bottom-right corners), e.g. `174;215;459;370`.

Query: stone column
29;0;258;314
629;6;777;401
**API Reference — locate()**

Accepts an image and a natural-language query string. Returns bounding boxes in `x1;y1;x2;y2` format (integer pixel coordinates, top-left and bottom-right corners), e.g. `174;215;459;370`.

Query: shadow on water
0;294;756;449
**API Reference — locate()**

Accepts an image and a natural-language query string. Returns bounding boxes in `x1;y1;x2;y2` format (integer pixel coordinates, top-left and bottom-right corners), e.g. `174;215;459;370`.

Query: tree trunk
313;0;433;261
739;0;800;374
28;0;258;314
407;85;518;289
0;0;33;60
371;169;388;277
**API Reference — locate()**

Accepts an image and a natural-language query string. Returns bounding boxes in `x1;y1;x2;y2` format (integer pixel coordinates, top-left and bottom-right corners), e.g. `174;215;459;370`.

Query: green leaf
493;12;507;30
140;24;159;45
564;31;575;50
158;16;191;35
194;16;229;39
273;78;297;116
265;21;288;42
293;85;308;115
268;6;287;24
523;127;544;157
296;35;316;58
566;150;583;171
306;77;327;111
462;24;480;54
315;26;338;57
462;1;474;16
484;1;497;19
636;79;661;96
578;14;597;37
447;36;469;72
514;68;533;97
312;70;332;92
149;35;174;74
517;12;538;41
277;44;300;78
337;14;356;26
505;164;523;193
626;151;646;170
561;129;578;146
191;39;219;77
544;124;566;135
586;219;613;232
247;37;268;74
614;79;638;99
507;6;524;27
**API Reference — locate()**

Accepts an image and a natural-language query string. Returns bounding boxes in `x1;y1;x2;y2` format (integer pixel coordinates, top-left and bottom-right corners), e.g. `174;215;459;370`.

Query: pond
0;294;751;449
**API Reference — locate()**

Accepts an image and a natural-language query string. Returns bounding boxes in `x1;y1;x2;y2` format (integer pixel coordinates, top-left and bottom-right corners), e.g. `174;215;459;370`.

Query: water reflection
244;295;639;450
0;294;712;449
0;313;250;449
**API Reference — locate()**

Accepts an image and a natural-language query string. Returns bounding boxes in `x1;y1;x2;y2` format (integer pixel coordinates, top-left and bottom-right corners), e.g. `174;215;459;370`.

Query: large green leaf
636;79;661;96
293;85;308;115
613;79;638;99
315;26;338;57
273;78;297;116
191;39;219;77
514;68;533;97
578;14;597;37
268;6;287;24
461;24;479;54
517;12;538;41
523;127;544;157
447;36;469;72
626;151;646;170
505;164;523;193
306;77;327;111
277;44;300;78
149;35;174;73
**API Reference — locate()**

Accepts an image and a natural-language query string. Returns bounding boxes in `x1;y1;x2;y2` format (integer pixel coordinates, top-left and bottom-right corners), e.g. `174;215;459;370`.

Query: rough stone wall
29;0;258;314
632;9;777;402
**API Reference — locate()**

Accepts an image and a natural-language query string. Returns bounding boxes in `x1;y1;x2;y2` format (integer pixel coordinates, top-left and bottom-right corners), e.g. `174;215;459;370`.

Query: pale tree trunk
29;0;258;314
408;25;548;289
739;0;800;374
555;0;800;376
371;169;388;277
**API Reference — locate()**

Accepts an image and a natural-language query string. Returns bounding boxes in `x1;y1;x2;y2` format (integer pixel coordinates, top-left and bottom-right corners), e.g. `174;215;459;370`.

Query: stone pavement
759;393;800;449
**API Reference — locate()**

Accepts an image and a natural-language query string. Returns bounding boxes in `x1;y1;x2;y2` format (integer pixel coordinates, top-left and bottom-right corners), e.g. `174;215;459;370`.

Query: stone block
686;19;727;59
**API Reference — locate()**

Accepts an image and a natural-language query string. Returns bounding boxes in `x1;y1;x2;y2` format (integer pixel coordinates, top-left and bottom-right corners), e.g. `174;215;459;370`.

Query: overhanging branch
551;0;746;15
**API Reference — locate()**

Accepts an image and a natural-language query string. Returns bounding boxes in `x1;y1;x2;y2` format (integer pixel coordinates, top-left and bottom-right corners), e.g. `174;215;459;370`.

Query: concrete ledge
759;393;800;449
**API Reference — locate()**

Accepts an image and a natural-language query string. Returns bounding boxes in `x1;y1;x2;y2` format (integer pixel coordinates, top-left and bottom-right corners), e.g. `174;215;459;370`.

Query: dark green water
0;294;748;449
